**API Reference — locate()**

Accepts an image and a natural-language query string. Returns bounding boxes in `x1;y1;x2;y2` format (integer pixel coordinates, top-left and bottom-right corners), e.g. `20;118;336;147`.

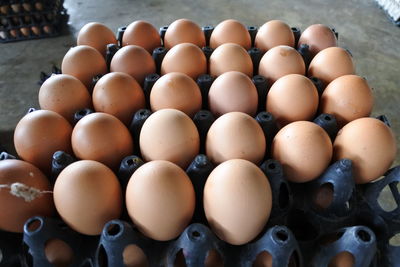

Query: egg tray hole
0;0;68;43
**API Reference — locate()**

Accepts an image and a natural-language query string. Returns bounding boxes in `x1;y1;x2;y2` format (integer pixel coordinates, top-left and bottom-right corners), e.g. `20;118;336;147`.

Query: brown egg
71;112;133;170
20;27;30;36
204;159;272;245
44;239;74;267
308;47;355;85
0;159;54;233
39;74;92;123
208;71;258;117
209;43;253;77
139;109;200;169
126;160;195;241
328;251;355;267
31;26;41;35
53;160;122;235
266;74;319;127
298;24;337;57
161;43;207;80
209;19;251;49
123;245;149;267
320;75;374;127
253;251;273;267
164;19;206;49
255;20;295;52
271;121;332;183
206;112;266;164
77;22;118;57
110;45;156;85
333;118;397;184
258;45;305;84
61;45;107;88
92;72;145;126
122;20;161;53
14;110;72;174
150;72;202;117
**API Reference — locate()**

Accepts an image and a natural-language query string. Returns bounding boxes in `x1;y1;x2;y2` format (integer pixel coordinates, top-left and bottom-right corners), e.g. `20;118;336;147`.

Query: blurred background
0;0;399;165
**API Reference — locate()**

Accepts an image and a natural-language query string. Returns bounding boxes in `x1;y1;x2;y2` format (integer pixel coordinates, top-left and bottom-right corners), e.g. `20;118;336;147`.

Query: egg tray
0;0;68;43
2;24;399;266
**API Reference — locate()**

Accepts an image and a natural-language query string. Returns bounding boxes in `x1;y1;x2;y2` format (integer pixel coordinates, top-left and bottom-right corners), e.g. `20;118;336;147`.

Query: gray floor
0;0;399;168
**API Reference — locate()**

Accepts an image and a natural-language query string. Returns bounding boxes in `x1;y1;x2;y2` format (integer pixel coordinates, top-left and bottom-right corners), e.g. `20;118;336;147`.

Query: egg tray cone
0;0;69;43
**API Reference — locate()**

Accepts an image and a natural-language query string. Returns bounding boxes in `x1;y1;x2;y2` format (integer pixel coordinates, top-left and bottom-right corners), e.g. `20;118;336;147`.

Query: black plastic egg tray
1;24;400;267
0;0;68;43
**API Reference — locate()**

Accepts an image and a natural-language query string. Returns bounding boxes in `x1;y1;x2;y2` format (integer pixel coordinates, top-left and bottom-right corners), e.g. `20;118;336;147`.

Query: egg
271;121;332;183
150;72;202;117
123;244;149;267
164;19;206;49
206;112;266;164
209;43;253;77
255;20;295;52
139;109;199;168
53;160;122;235
333;117;397;184
258;45;305;84
14;110;72;174
208;71;258;117
0;159;54;233
110;45;156;85
298;24;337;57
320;75;374;127
77;22;118;57
61;45;107;88
203;159;272;245
122;20;161;53
126;160;195;241
44;239;74;267
328;252;355;267
308;47;355;85
38;74;92;123
92;72;146;126
160;43;207;80
209;19;251;49
71;112;133;170
266;74;319;127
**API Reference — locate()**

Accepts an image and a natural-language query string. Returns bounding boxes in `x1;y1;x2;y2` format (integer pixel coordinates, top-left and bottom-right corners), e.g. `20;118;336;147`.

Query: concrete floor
0;0;399;167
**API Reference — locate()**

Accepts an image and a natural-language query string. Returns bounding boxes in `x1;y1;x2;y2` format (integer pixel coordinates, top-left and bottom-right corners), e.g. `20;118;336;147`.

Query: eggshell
203;159;272;245
271;121;332;183
208;71;258;117
320;75;373;127
206;112;266;164
210;19;251;49
139;109;199;168
44;239;74;267
123;244;149;267
328;251;355;267
77;22;118;57
164;19;206;49
38;74;92;123
150;72;202;117
61;45;107;88
266;74;319;127
298;24;337;57
53;160;122;235
255;20;295;52
0;159;54;233
258;45;305;84
209;43;253;77
71;112;133;170
122;20;161;53
333;117;397;184
161;43;207;80
14;110;72;174
92;72;145;126
126;160;195;241
110;45;156;85
308;47;355;85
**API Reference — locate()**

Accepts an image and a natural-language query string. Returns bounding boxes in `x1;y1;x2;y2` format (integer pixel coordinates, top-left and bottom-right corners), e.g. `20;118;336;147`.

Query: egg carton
0;0;68;43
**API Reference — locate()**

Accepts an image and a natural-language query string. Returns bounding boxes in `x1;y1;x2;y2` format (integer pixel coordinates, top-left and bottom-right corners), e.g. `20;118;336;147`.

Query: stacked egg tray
0;21;400;267
0;0;68;43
